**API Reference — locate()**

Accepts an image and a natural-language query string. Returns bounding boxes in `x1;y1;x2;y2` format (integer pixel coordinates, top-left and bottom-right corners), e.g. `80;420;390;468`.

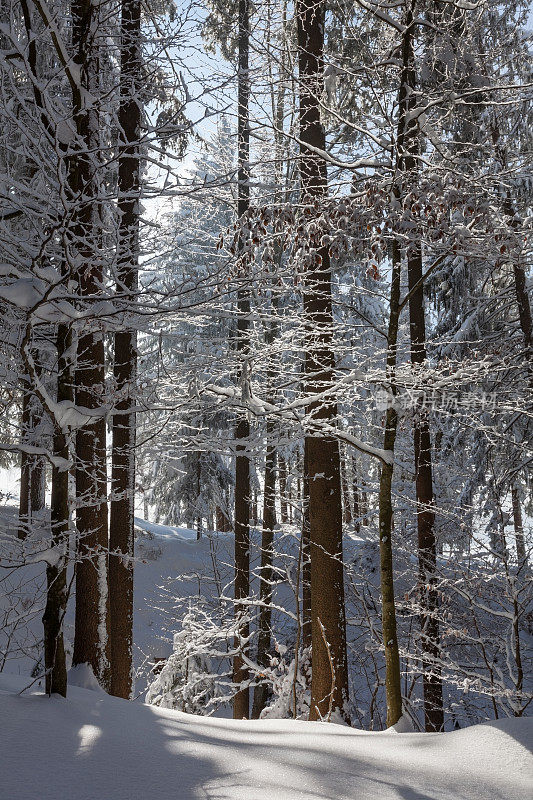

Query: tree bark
511;485;527;569
18;365;46;539
352;459;361;533
233;0;251;720
19;0;69;697
216;505;231;532
251;432;277;718
108;0;142;700
340;446;352;525
297;0;349;723
278;453;289;525
378;239;402;727
42;323;71;697
70;0;110;690
301;445;312;650
400;2;443;732
18;385;32;540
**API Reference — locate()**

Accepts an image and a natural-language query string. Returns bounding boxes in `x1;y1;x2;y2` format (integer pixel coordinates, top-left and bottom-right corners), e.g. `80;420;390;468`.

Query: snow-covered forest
0;0;532;796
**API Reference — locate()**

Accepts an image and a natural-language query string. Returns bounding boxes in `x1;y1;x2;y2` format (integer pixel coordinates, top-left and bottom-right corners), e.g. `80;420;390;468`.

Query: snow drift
1;673;531;800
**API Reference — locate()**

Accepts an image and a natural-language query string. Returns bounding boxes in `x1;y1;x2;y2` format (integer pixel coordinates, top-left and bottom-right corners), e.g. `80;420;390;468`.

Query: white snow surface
1;673;531;800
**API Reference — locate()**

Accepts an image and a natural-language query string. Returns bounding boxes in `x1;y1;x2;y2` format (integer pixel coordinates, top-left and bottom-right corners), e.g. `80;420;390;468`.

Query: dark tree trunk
42;324;72;697
108;0;141;693
360;478;368;526
70;0;109;690
340;447;352;525
400;3;443;732
297;0;349;723
278;453;289;525
352;459;361;534
378;239;402;727
511;485;527;569
490;117;533;386
252;486;258;527
18;386;32;540
407;192;444;735
30;455;46;518
18;373;46;539
216;505;231;532
108;240;138;730
233;0;251;720
74;338;109;686
301;445;312;650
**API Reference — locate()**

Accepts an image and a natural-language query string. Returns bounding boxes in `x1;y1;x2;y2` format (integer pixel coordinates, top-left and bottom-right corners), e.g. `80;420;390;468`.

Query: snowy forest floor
1;672;531;800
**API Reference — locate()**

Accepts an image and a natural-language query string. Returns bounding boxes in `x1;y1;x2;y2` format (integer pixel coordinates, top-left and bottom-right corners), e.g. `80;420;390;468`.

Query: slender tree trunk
251;431;277;718
378;239;402;727
511;485;527;568
408;223;444;733
301;445;312;650
340;446;352;525
352;459;361;533
233;0;251;720
18;386;31;540
297;0;349;723
400;3;443;732
360;478;368;526
30;454;46;517
42;324;71;697
489;117;533;386
109;0;141;699
278;453;289;525
216;505;230;532
18;374;46;539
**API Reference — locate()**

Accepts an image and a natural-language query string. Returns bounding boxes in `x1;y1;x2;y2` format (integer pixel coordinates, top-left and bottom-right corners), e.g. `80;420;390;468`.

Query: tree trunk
233;0;251;720
18;375;46;539
73;337;109;687
251;433;277;718
42;324;71;697
340;447;352;525
20;0;69;697
71;0;109;690
278;453;289;525
18;386;31;540
297;0;349;723
400;4;443;731
301;444;312;650
378;239;402;727
511;485;527;569
216;505;230;532
360;478;368;526
352;459;361;534
489;117;533;386
109;0;142;700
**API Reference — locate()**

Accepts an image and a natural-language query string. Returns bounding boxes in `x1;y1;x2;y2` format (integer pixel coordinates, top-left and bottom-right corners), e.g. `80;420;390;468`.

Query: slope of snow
1;674;531;800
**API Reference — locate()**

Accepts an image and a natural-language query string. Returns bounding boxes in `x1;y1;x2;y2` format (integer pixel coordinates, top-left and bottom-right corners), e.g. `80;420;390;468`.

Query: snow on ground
1;673;531;800
1;505;300;701
0;506;237;692
131;517;236;693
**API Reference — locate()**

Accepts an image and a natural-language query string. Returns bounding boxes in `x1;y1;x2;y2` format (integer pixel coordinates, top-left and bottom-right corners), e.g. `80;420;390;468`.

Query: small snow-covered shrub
146;604;230;714
260;645;312;720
